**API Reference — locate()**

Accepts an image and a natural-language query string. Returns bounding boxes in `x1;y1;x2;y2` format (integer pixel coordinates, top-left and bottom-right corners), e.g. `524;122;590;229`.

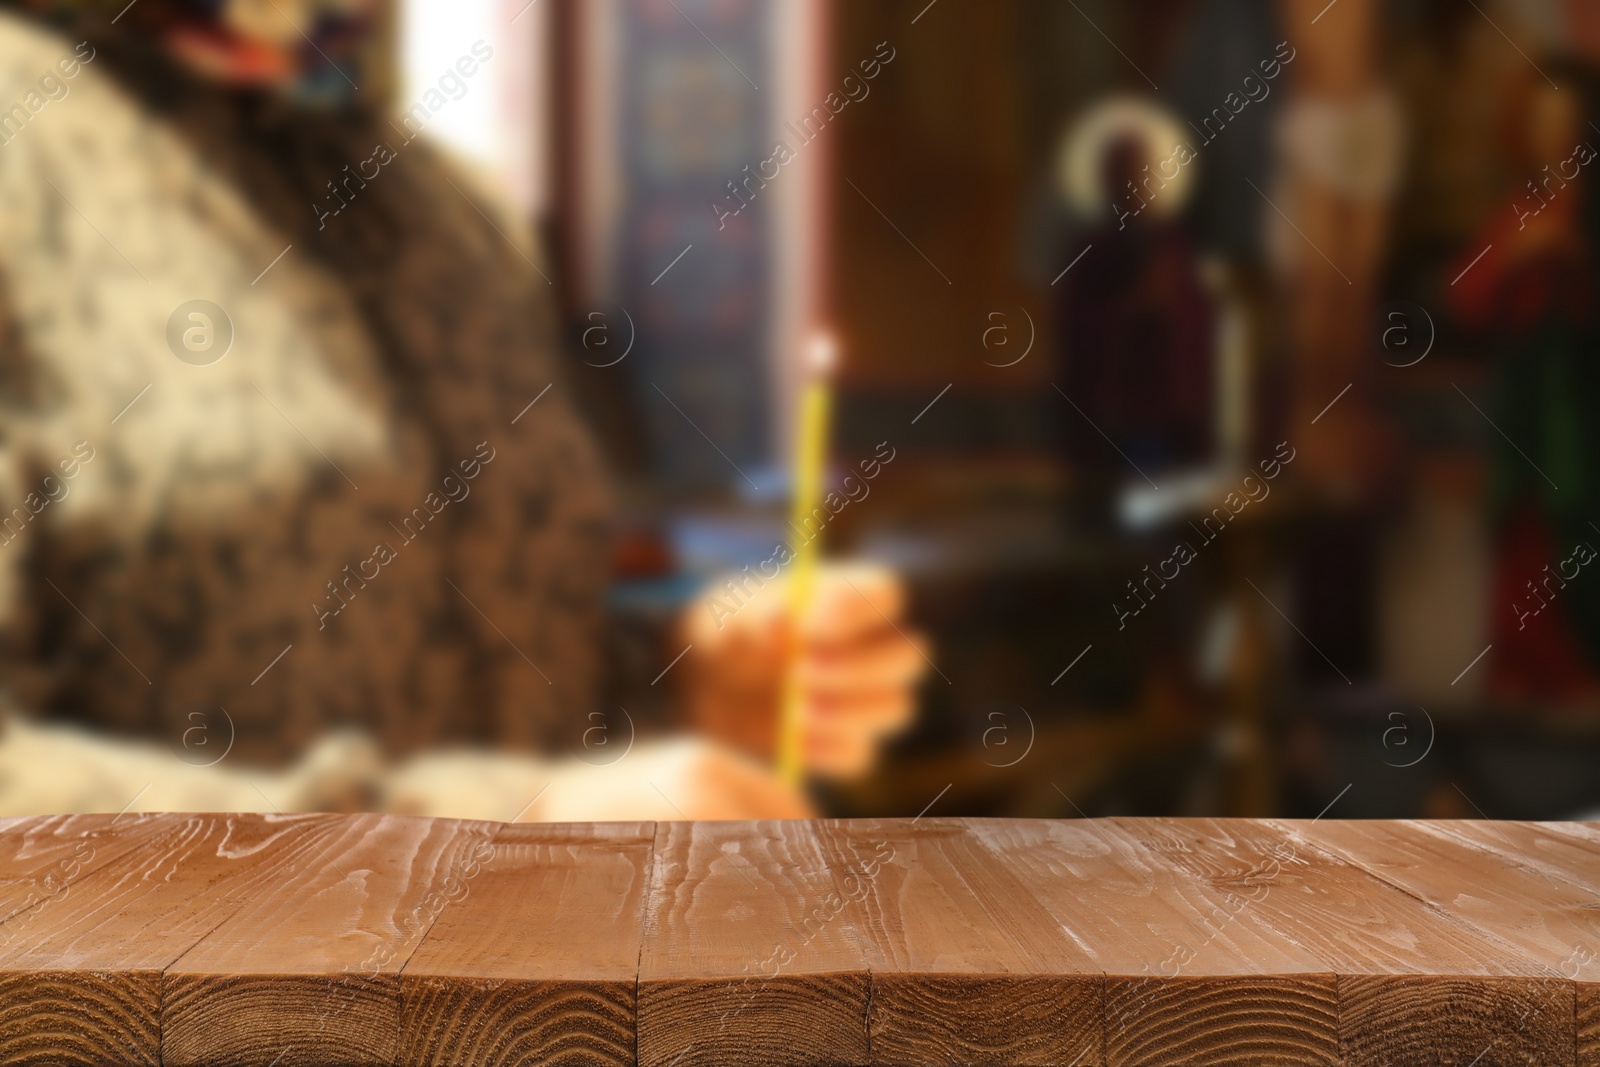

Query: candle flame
806;332;837;377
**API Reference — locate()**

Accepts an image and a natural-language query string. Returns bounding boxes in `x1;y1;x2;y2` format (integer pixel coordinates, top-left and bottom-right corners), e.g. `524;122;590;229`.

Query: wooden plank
161;813;495;1067
967;817;1339;1067
0;814;1590;1066
0;813;174;936
0;813;190;1067
1292;825;1593;1055
635;819;871;1067
398;821;654;1067
0;812;339;1067
1414;825;1600;1062
1138;819;1574;1067
810;818;1101;1067
1423;819;1600;893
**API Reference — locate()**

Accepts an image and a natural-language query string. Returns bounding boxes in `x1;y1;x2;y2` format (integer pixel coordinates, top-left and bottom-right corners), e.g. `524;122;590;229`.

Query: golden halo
1057;96;1198;220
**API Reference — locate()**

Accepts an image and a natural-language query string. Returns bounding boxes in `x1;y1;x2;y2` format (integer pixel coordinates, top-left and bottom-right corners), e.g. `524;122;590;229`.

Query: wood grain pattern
1414;825;1600;1062
969;817;1340;1067
811;818;1101;1066
0;815;1587;1066
1134;819;1575;1067
0;813;173;932
1339;973;1571;1067
637;820;871;1067
0;812;193;1066
162;813;496;1067
1284;820;1593;1066
1586;991;1600;1067
0;812;338;1067
398;821;654;1067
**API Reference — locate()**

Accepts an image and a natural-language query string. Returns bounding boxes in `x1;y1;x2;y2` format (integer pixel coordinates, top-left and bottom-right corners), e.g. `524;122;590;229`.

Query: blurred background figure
0;0;1598;823
0;0;921;820
1052;97;1217;480
1446;68;1600;708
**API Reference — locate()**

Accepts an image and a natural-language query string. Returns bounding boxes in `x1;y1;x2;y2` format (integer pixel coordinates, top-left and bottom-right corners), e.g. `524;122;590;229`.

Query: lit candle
778;332;836;787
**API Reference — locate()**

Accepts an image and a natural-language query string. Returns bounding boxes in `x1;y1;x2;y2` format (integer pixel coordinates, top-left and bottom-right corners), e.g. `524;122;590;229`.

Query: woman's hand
680;562;928;781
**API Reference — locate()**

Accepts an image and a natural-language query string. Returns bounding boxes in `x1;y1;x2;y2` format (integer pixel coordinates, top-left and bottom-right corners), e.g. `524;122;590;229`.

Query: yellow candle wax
778;334;835;787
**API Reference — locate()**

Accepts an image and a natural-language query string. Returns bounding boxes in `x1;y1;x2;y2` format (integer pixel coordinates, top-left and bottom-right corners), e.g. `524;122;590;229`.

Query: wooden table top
0;814;1594;1066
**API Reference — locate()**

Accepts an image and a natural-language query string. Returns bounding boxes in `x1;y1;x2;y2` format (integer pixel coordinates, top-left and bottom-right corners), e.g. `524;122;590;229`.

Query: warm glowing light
806;331;837;377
